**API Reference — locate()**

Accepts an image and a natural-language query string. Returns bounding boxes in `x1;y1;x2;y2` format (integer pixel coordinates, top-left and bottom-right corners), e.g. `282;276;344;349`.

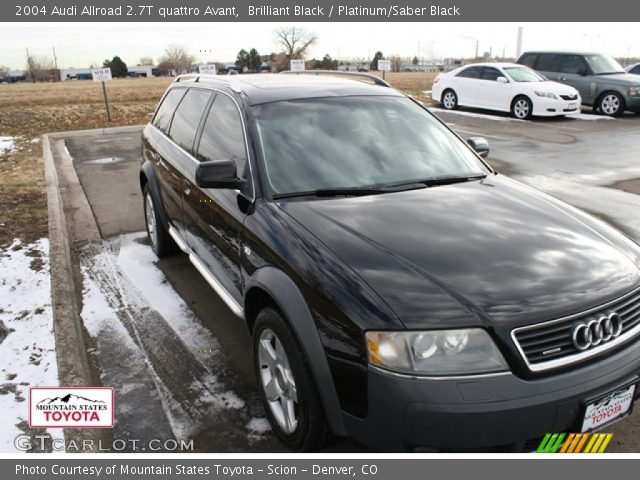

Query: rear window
535;54;562;72
518;54;537;68
631;65;640;75
168;89;212;152
456;66;483;79
152;89;185;134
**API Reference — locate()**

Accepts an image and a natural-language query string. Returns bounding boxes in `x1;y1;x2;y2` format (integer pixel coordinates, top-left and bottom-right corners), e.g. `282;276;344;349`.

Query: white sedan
431;63;581;119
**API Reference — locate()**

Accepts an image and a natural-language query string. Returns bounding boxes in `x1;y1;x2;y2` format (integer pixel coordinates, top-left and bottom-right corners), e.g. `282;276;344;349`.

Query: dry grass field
0;72;438;245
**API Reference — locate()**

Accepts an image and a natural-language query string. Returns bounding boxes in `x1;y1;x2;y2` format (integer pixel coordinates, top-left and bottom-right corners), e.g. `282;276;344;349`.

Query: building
127;65;156;77
60;68;93;81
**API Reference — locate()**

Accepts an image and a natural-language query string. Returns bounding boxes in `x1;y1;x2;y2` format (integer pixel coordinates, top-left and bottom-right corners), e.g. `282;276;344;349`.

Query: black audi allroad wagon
140;71;640;452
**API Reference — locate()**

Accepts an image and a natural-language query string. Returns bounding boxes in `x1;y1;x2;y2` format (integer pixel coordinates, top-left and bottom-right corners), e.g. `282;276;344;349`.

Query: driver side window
196;94;252;195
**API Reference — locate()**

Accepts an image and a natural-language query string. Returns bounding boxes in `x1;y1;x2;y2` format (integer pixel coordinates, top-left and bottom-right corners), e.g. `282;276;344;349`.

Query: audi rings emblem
572;312;623;351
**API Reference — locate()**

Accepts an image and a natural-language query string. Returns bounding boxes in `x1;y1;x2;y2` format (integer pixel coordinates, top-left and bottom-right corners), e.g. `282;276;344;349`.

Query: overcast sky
1;22;638;70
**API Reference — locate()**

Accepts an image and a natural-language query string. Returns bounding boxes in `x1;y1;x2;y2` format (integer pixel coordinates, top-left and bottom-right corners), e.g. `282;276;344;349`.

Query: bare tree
158;44;195;74
275;27;317;60
139;56;154;66
0;65;9;80
25;53;57;82
390;55;403;73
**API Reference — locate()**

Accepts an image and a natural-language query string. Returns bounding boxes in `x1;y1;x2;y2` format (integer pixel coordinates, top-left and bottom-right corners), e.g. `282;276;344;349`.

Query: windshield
585;54;624;74
253;96;488;197
504;66;545;82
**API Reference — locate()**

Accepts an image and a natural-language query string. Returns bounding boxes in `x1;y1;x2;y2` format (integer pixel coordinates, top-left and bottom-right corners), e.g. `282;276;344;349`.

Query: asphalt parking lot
55;109;640;452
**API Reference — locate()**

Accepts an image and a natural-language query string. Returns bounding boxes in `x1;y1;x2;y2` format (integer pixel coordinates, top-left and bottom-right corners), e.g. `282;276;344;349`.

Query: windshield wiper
384;173;487;189
273;186;392;200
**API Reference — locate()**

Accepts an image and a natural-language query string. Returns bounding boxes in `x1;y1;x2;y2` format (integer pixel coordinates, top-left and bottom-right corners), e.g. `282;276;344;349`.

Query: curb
42;125;144;449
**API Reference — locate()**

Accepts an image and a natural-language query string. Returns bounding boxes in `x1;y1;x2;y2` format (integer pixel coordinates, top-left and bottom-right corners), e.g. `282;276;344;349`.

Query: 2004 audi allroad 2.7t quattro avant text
140;72;640;452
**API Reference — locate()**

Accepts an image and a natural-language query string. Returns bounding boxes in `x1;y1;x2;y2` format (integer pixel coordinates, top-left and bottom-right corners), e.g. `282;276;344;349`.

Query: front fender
140;160;171;230
245;267;347;436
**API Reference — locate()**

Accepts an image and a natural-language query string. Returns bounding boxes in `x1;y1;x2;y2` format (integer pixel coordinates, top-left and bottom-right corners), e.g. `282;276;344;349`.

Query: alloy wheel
513;99;530;119
258;328;299;434
601;94;621;116
145;192;157;249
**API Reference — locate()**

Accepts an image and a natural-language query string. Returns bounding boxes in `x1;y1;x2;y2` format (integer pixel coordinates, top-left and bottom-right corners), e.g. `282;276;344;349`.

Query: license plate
568;102;577;109
581;384;636;432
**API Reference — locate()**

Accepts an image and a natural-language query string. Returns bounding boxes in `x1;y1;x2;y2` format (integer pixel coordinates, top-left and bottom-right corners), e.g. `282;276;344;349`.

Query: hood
592;73;640;86
278;175;640;329
535;81;579;96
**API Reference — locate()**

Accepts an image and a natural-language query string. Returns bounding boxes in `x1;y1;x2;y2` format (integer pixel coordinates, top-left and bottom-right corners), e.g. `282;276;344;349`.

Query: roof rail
280;70;391;87
174;73;242;93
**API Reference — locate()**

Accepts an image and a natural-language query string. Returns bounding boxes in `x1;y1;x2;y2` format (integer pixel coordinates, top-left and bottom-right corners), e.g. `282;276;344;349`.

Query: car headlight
629;87;640;97
534;91;558;99
366;329;508;376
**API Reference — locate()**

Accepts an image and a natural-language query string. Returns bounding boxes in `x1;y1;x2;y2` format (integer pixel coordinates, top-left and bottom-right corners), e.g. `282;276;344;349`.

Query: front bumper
625;96;640;113
342;336;640;452
532;96;582;116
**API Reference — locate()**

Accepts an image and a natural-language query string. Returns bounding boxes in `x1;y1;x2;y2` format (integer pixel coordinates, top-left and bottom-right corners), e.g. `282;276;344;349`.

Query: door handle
183;186;191;196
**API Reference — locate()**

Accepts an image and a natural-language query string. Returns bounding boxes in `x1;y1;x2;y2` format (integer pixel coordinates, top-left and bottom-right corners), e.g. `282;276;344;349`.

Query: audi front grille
511;287;640;372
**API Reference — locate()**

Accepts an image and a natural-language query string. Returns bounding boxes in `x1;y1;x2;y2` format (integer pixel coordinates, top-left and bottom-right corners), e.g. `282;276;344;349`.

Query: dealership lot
52;110;640;452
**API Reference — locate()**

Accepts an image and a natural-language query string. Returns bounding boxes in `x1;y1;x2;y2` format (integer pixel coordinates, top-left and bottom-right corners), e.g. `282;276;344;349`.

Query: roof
519;51;601;56
457;62;523;69
171;72;403;105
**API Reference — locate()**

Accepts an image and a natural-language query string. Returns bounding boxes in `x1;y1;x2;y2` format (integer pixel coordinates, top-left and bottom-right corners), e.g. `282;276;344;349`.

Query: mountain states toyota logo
29;387;114;428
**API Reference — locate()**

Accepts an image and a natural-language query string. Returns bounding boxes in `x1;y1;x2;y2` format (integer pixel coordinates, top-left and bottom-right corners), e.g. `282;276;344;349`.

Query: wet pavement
61;109;640;452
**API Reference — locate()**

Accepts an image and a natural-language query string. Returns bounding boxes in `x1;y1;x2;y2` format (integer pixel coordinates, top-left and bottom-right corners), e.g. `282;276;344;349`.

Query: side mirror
195;159;243;189
578;69;588;76
497;76;508;83
467;137;490;158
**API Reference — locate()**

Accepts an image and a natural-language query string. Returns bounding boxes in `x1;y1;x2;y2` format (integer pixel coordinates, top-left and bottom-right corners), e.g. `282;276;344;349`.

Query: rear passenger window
560;55;587;74
519;54;537;68
168;89;212;152
152;89;185;134
481;68;502;81
197;94;250;192
456;67;482;79
536;54;562;72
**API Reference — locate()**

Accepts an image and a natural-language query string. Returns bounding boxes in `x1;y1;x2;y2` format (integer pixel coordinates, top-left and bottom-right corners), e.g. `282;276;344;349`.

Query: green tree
316;54;338;70
370;51;384;71
103;56;128;77
248;48;261;71
236;49;250;72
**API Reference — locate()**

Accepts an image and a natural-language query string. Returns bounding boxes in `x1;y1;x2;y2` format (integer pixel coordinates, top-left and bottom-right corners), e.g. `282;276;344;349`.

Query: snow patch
0;238;63;452
566;112;615;121
116;233;221;355
245;417;271;441
0;136;17;155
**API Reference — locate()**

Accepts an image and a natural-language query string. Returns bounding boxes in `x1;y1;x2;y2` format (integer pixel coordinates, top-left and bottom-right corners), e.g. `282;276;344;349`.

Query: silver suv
518;51;640;116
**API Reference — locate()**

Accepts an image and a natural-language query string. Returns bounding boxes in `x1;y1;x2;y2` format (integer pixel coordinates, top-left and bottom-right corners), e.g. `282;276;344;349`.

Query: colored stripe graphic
537;433;613;453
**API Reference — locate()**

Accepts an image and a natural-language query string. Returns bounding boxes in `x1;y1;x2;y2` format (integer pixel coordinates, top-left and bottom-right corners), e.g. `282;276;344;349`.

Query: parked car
626;63;640;75
431;63;581;119
141;72;640;452
517;51;640;116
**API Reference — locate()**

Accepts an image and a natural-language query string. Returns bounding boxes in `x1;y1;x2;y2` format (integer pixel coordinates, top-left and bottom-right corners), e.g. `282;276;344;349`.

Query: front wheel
511;96;533;120
253;307;330;451
598;92;625;117
441;89;458;110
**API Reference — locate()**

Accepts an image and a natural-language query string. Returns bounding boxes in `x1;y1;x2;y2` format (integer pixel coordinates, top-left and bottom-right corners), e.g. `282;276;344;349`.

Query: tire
143;185;177;258
598;92;625;117
441;89;458;110
253;306;330;451
511;96;533;120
